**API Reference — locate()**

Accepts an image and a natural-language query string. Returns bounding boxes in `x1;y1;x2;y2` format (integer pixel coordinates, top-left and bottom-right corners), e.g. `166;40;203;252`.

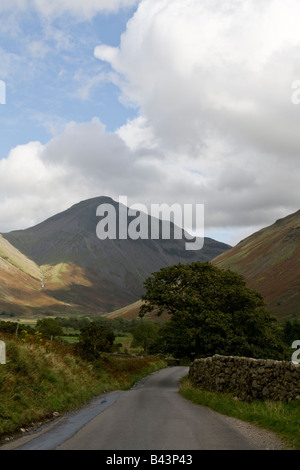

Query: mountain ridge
0;196;231;316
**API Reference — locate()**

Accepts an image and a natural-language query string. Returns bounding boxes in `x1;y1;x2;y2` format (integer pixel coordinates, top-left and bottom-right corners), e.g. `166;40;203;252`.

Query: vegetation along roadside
179;376;300;450
0;329;167;443
1;262;300;449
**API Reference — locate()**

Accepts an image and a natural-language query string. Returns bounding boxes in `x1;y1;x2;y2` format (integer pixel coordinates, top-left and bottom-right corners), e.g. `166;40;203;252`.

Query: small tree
140;262;288;360
131;321;161;353
282;320;300;346
35;318;63;340
76;323;115;361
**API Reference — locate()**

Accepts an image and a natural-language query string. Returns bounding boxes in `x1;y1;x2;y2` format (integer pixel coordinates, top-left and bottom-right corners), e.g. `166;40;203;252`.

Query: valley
1;197;300;322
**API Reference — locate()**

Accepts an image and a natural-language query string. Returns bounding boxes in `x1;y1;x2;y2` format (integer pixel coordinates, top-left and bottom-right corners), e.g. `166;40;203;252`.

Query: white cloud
116;116;157;151
0;119;166;231
94;0;300;235
1;0;300;246
95;0;300;153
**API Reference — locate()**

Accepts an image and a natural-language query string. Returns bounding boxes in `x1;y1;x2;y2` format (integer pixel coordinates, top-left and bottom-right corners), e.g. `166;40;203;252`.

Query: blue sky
0;4;138;156
1;0;300;245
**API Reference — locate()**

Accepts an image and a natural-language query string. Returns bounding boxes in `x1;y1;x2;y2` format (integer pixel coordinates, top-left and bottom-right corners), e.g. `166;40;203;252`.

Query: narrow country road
1;366;284;451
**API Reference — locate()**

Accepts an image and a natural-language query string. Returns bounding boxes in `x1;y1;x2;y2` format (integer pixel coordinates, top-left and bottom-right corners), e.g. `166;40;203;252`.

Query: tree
35;318;63;340
282;320;300;346
76;323;115;360
131;321;161;353
140;262;288;360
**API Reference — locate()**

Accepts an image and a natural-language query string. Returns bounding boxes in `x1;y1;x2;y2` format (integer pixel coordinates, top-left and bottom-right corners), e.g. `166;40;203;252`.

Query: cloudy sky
0;0;300;246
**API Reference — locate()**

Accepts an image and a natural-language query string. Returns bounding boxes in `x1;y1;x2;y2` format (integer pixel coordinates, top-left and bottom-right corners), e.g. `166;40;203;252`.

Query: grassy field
179;376;300;450
114;332;143;355
0;333;167;441
59;329;140;352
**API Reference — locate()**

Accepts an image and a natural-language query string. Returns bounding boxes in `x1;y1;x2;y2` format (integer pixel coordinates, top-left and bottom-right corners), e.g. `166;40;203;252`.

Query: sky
0;0;300;246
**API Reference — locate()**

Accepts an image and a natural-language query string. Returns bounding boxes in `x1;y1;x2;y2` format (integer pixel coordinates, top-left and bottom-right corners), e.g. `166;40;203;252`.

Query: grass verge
179;376;300;450
0;334;167;441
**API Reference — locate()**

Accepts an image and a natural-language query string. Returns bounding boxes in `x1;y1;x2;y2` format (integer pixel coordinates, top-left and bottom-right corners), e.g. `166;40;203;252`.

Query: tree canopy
131;321;161;353
36;318;63;340
75;323;115;361
140;262;288;360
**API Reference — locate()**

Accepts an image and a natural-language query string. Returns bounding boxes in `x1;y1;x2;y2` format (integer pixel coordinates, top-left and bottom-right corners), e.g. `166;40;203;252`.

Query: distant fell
212;209;300;321
1;196;231;316
0;235;69;316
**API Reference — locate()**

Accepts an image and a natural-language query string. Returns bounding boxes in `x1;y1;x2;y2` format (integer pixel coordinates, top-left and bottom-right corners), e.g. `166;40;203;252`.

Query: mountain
1;196;231;317
212;209;300;321
0;234;69;316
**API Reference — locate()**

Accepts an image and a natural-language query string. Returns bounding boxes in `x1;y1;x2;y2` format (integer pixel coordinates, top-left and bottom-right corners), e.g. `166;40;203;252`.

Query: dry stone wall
189;355;300;402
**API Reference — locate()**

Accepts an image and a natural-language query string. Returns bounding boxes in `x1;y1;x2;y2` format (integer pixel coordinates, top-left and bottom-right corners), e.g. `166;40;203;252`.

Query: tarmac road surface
1;366;284;451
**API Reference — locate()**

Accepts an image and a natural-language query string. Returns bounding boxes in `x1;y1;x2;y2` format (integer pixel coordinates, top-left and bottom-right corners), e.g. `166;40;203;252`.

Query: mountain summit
1;196;231;316
212;209;300;320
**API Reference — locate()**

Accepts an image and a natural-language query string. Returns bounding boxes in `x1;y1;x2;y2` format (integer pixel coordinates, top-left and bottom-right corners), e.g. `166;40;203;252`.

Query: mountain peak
1;197;231;316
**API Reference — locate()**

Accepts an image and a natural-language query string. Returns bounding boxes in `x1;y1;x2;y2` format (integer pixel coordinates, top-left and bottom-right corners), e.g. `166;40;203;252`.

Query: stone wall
189;355;300;402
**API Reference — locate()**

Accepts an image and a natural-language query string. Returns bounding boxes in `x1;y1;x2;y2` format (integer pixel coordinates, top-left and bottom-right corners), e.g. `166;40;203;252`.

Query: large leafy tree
140;262;288;360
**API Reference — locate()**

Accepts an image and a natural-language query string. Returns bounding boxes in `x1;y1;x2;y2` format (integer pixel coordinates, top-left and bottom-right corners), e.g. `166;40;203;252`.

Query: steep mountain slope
1;196;231;316
212;210;300;321
0;235;69;315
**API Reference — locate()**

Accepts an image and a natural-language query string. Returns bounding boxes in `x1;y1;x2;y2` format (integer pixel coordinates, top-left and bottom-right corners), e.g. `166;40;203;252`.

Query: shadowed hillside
212;210;300;321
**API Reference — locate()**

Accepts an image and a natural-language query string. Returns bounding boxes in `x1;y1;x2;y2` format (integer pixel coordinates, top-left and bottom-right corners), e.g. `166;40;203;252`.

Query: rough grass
179;377;300;450
0;334;167;440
